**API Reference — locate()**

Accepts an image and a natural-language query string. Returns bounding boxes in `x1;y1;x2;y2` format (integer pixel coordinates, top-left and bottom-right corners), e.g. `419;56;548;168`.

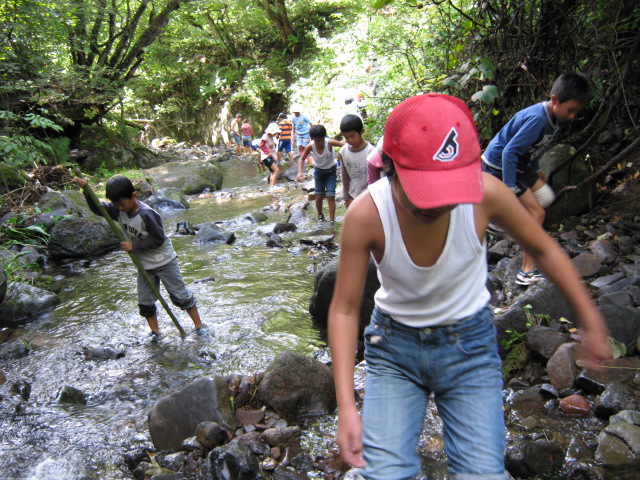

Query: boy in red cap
328;93;611;479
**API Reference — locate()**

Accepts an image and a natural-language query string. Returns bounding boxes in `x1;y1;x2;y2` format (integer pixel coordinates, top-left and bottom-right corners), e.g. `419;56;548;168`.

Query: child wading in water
296;124;344;221
76;175;205;340
329;93;611;479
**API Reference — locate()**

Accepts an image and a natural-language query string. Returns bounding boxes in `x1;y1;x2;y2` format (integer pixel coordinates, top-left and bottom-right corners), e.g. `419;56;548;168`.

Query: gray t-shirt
339;142;375;200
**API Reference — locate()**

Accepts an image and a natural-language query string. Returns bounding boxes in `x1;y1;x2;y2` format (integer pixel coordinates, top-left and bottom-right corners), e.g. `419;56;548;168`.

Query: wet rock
287;208;309;225
195;223;236;245
206;438;264;480
595;383;640;418
256;352;336;422
234;431;271;456
196;421;228;450
49;217;120;258
609;410;640;426
575;357;640;394
11;379;31;400
595;422;640;467
505;386;547;418
618;236;634;255
571;252;602;277
82;345;124;361
273;222;297;234
299;234;334;246
0;282;60;325
309;258;380;332
235;408;265;427
149;376;233;451
0;337;30;359
146;160;223;195
546;342;579;391
145;189;188;212
249;212;268;223
57;385;87;405
525;326;570;359
487;239;511;262
505;439;564;478
559;394;591;417
261;426;302;458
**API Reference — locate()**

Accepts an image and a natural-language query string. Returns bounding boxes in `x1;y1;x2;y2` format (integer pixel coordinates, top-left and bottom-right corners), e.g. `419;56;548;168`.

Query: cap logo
433;127;459;162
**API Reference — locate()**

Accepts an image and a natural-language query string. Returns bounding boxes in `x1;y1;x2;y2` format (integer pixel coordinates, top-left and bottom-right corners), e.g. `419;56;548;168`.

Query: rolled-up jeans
360;306;508;480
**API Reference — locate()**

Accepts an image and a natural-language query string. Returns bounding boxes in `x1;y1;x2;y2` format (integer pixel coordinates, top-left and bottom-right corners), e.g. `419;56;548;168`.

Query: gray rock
590;272;626;289
575;358;640;394
609;410;640;426
0;267;6;304
0;282;60;325
146;160;223;194
525;326;570;359
48;217;120;259
571;252;602;277
618;236;634;255
195;223;236;245
588;239;617;264
505;440;564;478
598;304;640;352
256;352;336;422
546;342;579;391
57;385;87;405
494;307;528;358
598;291;634;307
206;439;264;480
595;422;640;467
595;383;640;418
36;188;96;219
513;282;575;324
149;376;233;451
144;191;188;212
196;421;228;450
309;258;380;332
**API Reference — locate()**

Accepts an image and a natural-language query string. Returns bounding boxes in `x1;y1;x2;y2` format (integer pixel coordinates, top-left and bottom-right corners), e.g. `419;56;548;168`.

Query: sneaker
195;325;210;337
318;213;325;222
486;221;512;241
149;331;160;343
516;268;544;286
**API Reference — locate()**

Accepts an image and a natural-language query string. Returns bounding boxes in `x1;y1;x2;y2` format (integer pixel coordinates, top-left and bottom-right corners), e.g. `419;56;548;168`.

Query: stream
0;157;342;479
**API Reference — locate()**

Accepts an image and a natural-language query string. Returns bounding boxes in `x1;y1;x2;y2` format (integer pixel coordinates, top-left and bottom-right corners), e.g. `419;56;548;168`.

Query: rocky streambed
0;144;639;479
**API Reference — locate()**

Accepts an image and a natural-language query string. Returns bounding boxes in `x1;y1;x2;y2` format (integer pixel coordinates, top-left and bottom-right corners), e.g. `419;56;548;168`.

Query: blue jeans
361;307;507;480
314;165;337;197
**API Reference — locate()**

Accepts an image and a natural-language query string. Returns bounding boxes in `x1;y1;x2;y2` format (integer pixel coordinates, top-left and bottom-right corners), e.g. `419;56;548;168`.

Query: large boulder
309;258;380;332
256;352;336;422
539;144;592;225
148;376;233;451
0;282;60;325
146;160;223;195
36;188;95;222
48;217;120;259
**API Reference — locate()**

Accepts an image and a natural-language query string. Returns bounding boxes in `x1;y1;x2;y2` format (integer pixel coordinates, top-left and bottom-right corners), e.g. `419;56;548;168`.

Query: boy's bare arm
329;194;378;467
482;174;611;367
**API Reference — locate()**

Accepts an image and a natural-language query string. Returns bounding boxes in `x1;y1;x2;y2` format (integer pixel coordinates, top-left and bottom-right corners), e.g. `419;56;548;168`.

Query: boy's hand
336;407;366;468
120;241;134;252
576;321;612;370
76;178;88;188
296;173;304;182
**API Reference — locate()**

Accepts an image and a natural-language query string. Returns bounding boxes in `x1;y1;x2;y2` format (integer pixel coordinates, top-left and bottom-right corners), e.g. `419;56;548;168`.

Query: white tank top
369;179;490;327
311;139;337;169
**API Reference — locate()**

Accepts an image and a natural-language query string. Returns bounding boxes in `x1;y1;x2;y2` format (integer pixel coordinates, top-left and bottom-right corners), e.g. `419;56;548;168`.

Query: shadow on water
0;158;342;479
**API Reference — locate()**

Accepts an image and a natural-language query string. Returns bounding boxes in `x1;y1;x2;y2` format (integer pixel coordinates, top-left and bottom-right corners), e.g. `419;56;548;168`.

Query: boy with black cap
328;93;611;479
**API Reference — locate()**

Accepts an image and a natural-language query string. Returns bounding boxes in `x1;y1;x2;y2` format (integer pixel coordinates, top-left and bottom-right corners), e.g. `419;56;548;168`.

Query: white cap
290;103;302;113
265;122;281;135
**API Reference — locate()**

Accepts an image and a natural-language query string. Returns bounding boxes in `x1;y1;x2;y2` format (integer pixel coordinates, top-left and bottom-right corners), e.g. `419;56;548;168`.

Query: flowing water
0;158;342;479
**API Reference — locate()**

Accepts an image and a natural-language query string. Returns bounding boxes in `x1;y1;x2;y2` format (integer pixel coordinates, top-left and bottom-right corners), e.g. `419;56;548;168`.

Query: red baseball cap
382;93;483;209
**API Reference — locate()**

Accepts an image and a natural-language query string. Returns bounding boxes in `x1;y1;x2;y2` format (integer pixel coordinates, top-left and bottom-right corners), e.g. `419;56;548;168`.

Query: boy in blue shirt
290;103;313;157
76;176;205;339
482;73;590;286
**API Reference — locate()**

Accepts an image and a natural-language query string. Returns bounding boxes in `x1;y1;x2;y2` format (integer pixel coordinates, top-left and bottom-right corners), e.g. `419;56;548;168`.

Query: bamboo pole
74;169;186;337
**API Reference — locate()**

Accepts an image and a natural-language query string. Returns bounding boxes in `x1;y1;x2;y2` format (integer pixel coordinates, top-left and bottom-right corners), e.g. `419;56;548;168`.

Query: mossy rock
0;165;30;193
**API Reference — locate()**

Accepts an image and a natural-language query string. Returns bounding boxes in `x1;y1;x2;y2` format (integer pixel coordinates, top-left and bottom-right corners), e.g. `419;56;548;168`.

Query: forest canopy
1;0;638;189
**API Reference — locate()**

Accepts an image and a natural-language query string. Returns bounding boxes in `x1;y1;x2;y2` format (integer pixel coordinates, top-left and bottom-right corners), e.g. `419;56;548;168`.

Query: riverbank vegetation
1;0;639;209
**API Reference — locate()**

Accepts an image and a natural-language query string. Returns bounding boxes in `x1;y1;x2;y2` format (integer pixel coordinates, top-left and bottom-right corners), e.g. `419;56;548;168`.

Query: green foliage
0;210;51;247
2;251;41;285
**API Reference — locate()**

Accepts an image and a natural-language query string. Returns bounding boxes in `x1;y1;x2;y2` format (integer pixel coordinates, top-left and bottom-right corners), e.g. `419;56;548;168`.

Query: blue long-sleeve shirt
482;102;558;189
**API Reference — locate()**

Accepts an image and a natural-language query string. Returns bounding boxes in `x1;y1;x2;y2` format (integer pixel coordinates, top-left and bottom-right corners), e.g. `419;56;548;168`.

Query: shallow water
0;158;343;479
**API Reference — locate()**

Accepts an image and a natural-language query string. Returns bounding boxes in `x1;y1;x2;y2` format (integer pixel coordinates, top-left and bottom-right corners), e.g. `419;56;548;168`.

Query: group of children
78;72;612;480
